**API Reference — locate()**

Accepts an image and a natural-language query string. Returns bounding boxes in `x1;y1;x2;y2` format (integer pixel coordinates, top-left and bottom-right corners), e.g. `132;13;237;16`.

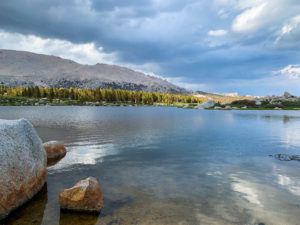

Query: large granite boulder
195;100;215;109
43;141;67;166
59;177;103;213
0;119;47;220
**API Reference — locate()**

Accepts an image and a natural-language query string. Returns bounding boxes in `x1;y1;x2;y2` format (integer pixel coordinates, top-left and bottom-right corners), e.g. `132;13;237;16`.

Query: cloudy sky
0;0;300;95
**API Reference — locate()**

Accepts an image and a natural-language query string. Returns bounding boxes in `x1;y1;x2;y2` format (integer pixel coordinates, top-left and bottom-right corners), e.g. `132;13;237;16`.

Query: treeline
0;86;203;105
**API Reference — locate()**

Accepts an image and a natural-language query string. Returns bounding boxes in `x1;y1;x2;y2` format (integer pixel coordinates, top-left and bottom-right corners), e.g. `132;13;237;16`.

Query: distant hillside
193;91;253;103
0;50;187;93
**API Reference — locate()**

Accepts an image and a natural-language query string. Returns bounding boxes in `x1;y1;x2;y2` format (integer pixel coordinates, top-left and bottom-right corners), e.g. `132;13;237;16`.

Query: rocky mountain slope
0;50;187;93
193;91;253;103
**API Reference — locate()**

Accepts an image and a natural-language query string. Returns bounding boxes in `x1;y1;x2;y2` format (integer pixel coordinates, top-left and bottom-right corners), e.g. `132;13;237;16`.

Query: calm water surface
1;106;300;225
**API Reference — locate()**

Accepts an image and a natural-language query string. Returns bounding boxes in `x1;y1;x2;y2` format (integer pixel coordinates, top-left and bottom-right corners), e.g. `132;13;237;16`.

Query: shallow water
1;106;300;225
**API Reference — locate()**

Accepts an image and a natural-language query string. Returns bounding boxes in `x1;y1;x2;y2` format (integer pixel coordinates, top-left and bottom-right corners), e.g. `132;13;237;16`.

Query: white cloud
275;15;300;46
206;29;230;47
281;15;300;35
165;76;207;90
120;62;161;76
208;29;228;36
215;0;300;49
232;2;268;33
274;65;300;79
0;29;118;65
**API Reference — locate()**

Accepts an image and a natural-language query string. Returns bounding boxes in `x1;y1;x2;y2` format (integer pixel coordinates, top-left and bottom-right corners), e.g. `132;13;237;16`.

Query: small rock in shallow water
43;141;67;165
59;177;103;213
272;154;300;161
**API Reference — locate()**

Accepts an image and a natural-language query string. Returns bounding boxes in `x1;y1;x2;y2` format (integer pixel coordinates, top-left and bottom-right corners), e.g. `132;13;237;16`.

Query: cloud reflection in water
48;142;117;172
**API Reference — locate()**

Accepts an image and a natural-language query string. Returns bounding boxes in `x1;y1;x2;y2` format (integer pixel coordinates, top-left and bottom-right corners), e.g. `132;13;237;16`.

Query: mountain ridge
0;49;187;93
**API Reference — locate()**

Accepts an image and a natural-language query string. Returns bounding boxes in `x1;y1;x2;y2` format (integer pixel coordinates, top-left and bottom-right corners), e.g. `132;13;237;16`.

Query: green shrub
231;100;256;106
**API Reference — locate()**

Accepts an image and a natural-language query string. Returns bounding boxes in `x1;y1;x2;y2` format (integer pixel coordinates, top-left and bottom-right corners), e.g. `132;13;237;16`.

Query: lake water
1;106;300;225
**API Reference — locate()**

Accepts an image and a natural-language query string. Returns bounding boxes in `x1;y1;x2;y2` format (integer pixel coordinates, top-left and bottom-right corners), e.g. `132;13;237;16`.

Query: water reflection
272;163;300;196
231;175;262;206
1;107;300;224
280;122;300;148
59;211;99;225
277;174;300;196
48;143;118;172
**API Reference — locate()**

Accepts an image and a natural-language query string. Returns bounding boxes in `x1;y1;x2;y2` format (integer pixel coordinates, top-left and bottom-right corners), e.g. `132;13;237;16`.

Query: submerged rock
59;177;103;213
0;119;47;220
195;100;215;109
272;154;300;161
43;141;67;166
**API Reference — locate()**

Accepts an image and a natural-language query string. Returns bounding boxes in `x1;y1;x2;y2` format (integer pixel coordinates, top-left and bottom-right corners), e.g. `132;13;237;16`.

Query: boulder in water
272;154;300;161
0;119;47;220
43;141;67;165
59;177;103;213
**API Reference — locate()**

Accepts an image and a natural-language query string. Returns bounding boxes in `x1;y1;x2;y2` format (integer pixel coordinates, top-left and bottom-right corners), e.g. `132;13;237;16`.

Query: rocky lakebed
0;119;103;221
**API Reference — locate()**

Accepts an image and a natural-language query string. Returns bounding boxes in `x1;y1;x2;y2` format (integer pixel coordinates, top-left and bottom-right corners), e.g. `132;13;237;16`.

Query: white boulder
0;119;47;220
255;100;262;106
195;100;215;109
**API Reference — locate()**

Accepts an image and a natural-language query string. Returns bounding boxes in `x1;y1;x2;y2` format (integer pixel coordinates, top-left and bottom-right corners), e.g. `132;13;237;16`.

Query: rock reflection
283;115;290;124
59;211;99;225
47;155;66;167
2;184;48;225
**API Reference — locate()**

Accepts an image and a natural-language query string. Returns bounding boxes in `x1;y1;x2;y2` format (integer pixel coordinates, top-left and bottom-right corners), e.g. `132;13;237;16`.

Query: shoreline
1;96;300;110
1;103;299;110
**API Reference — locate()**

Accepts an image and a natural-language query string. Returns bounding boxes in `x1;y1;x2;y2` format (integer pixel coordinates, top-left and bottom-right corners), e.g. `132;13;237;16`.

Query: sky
0;0;300;96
